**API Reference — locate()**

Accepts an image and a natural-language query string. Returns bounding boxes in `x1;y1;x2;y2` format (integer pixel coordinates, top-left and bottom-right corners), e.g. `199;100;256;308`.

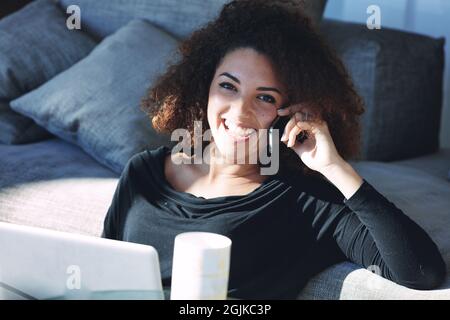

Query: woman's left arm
320;162;446;290
280;105;447;289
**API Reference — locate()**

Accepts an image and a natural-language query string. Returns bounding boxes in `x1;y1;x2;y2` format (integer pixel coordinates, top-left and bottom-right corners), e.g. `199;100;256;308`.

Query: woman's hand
277;104;345;175
277;103;364;199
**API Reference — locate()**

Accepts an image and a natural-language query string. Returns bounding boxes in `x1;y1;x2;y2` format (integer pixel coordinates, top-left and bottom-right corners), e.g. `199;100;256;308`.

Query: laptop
0;222;164;300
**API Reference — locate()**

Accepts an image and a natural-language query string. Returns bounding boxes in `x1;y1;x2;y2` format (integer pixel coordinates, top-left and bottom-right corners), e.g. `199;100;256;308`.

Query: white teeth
224;119;256;137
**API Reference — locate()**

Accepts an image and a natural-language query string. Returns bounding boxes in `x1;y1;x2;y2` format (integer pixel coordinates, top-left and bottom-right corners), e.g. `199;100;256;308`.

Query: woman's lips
221;119;256;142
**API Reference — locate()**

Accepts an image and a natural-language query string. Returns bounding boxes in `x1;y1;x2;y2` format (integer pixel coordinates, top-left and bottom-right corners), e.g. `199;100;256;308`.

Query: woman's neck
196;142;267;188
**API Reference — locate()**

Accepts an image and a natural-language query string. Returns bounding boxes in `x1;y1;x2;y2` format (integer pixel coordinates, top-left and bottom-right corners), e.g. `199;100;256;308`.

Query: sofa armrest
298;261;450;300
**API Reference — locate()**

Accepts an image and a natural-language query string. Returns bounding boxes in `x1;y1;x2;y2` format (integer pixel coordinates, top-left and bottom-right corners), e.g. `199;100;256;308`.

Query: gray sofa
0;0;449;299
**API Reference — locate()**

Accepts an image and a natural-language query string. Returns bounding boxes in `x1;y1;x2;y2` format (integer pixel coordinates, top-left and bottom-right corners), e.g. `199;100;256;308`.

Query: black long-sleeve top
102;145;446;299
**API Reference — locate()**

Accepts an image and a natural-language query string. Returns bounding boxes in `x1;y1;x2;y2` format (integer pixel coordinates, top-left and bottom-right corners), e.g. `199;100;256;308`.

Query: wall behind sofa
325;0;450;149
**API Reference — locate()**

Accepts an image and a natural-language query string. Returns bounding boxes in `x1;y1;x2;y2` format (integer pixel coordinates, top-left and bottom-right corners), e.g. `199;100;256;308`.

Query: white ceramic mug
170;232;232;300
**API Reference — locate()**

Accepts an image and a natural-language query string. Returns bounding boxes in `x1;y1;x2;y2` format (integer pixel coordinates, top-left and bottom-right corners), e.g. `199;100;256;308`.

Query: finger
294;119;314;132
276;107;290;116
287;123;301;147
281;111;314;142
278;104;319;120
277;103;304;116
280;115;297;141
294;111;315;123
288;120;314;147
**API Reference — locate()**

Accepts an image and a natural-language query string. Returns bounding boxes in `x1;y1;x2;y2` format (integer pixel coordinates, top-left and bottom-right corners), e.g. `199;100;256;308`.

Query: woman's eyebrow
219;72;282;95
219;72;240;84
256;86;282;95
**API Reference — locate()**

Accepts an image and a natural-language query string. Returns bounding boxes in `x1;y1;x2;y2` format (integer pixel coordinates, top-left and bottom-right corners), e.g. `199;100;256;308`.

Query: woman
102;0;446;299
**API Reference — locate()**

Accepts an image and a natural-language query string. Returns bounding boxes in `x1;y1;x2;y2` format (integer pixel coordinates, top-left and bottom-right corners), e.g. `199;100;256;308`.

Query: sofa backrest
0;0;33;19
58;0;327;40
320;19;445;161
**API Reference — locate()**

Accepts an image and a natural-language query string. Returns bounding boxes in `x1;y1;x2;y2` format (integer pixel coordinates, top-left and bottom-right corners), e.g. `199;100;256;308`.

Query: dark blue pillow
321;20;445;161
0;102;53;144
0;0;97;144
11;19;178;174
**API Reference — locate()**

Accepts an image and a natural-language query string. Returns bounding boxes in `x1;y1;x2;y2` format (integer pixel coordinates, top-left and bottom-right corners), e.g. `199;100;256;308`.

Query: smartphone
268;105;308;154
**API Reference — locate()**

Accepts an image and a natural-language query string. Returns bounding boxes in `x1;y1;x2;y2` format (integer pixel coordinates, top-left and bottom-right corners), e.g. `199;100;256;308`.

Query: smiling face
207;47;287;163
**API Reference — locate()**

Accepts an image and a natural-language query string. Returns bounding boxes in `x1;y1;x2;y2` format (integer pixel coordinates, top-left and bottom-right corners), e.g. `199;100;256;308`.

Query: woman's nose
230;98;254;116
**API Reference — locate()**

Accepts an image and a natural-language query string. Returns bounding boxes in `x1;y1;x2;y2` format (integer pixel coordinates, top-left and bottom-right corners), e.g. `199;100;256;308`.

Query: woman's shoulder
119;145;171;179
129;145;169;165
126;145;197;185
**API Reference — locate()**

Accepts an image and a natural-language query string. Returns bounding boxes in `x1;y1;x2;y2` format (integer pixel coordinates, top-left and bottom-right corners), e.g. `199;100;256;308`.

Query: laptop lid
0;222;164;300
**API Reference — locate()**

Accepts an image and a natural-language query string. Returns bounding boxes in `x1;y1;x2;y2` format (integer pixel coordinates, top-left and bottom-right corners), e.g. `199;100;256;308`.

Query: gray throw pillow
0;102;53;144
58;0;327;40
320;20;445;161
0;0;97;144
11;19;178;174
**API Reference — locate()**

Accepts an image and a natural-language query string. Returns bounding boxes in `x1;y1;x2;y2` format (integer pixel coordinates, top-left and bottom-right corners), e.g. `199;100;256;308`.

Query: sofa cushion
390;148;450;182
57;0;327;40
0;138;118;237
320;19;445;161
0;0;97;144
11;19;178;174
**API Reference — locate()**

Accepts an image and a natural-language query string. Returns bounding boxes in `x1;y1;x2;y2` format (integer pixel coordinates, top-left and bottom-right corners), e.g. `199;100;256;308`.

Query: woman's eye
258;95;276;104
219;82;237;92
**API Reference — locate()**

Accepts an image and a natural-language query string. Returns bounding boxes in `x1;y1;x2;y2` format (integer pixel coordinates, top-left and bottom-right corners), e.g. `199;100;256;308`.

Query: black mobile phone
268;105;308;153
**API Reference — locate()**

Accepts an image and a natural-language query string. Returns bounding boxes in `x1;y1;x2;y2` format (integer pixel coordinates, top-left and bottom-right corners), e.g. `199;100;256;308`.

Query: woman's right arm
101;160;134;240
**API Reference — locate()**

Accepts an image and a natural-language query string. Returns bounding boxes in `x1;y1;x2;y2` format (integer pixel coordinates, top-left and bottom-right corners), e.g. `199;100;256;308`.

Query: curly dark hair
141;0;365;179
